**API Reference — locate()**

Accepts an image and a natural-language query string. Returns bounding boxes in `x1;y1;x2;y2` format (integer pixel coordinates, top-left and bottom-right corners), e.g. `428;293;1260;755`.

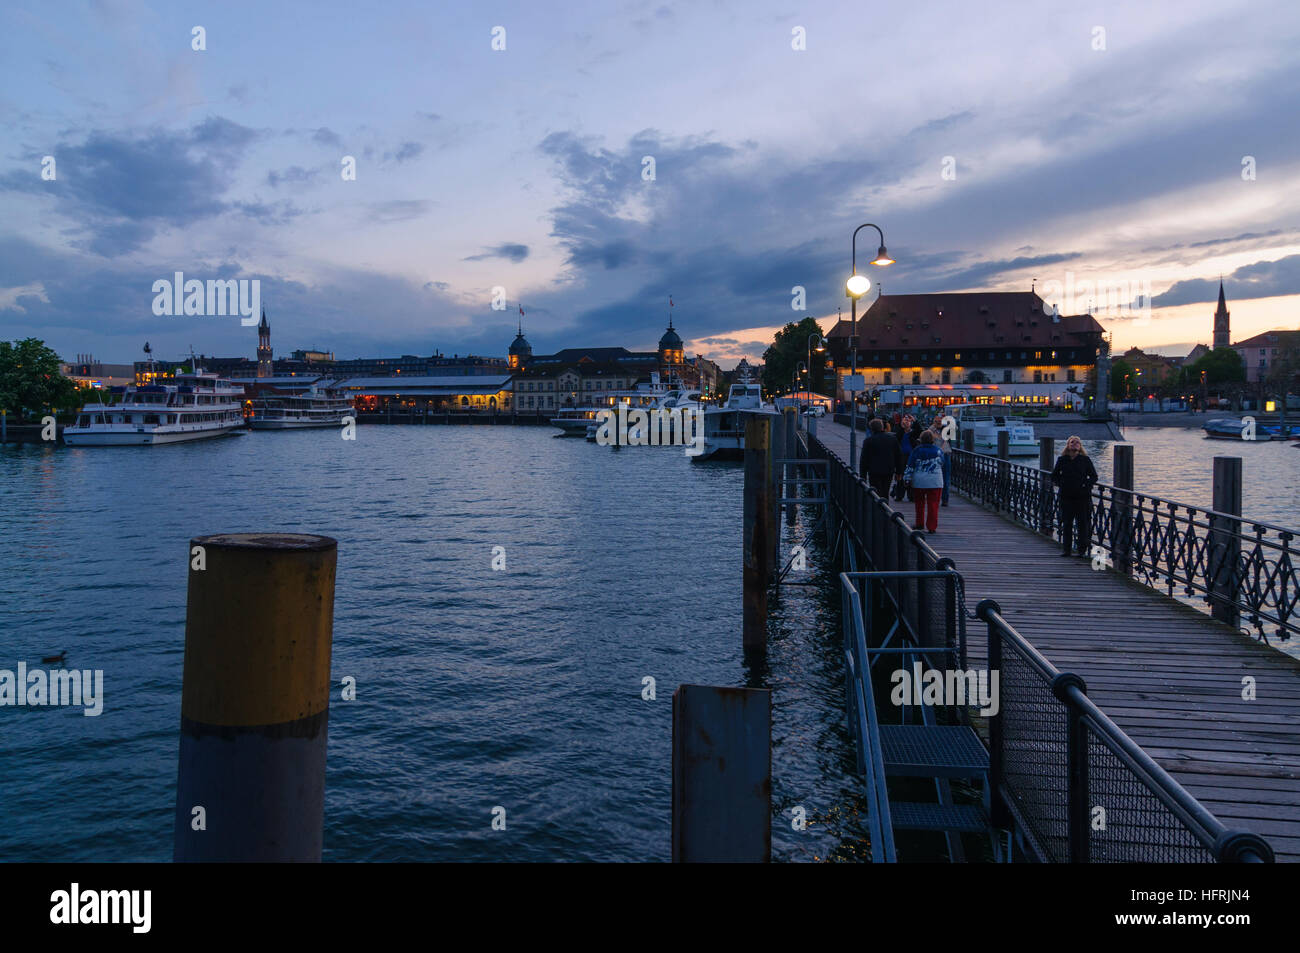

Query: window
1067;369;1076;382
1034;370;1042;383
883;372;892;385
1003;369;1013;383
912;372;921;385
941;369;951;384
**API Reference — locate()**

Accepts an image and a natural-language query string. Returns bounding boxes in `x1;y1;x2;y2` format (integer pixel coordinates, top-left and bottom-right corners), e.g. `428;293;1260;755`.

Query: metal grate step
879;724;989;778
890;800;989;833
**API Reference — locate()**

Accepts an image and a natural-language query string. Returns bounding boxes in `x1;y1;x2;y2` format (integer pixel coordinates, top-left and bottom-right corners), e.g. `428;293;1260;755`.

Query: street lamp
847;223;894;472
807;331;825;418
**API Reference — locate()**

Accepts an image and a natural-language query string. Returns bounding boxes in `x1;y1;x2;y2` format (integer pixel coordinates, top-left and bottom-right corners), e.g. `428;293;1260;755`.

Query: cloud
1152;254;1300;307
463;243;530;263
0;117;260;256
266;165;321;188
366;199;434;223
383;141;423;163
312;127;343;148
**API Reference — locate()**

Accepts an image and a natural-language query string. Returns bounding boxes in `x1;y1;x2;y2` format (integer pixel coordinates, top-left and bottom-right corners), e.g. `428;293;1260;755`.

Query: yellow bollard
174;533;337;862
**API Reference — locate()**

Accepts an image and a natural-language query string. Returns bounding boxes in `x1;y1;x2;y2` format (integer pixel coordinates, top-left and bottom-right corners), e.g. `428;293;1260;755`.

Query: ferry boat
588;388;708;443
552;377;681;437
64;372;246;446
947;403;1038;456
249;381;353;429
695;381;776;461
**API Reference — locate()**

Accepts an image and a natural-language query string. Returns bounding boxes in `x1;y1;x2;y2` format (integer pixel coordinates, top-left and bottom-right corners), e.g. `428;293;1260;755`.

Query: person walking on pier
904;430;944;533
929;418;952;507
1051;435;1098;557
860;418;905;501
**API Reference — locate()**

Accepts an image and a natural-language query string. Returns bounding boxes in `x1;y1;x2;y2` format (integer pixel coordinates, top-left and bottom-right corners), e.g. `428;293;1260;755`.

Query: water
1080;426;1300;527
0;427;864;862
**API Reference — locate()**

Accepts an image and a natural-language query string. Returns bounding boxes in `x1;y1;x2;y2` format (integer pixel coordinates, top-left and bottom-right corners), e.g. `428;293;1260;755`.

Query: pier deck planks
815;420;1300;861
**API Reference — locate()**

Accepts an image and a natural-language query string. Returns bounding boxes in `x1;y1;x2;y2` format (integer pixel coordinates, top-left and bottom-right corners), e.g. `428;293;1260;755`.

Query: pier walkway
813;418;1300;861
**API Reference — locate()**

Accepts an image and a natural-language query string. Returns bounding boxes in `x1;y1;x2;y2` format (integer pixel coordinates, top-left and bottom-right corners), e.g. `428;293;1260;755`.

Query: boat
695;381;776;461
64;371;246;446
1203;418;1273;441
947;403;1038;456
248;381;353;429
552;376;684;437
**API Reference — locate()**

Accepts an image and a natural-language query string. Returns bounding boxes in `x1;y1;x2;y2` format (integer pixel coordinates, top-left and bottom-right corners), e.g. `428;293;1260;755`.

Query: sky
1;0;1299;369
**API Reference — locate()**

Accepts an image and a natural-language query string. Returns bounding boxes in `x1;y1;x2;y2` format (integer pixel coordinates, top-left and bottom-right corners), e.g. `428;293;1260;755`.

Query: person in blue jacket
903;430;945;533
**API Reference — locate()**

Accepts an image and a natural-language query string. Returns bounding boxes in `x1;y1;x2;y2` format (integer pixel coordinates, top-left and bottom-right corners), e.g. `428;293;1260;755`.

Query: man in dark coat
1051;435;1099;556
859;418;905;500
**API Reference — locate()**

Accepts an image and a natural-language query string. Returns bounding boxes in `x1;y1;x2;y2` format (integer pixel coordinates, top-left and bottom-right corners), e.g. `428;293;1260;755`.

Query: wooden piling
767;412;782;578
1210;456;1242;629
1111;444;1134;574
743;413;771;651
784;407;797;524
174;533;337;862
671;684;771;863
1038;437;1055;535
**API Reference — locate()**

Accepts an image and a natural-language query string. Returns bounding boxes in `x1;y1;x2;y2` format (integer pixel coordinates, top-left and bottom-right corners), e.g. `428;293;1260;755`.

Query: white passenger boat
64;372;246;446
249;382;353;429
696;382;776;461
947;403;1038;456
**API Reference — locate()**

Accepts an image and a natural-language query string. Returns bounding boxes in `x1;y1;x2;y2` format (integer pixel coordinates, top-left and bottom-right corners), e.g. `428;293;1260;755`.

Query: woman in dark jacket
1050;435;1099;557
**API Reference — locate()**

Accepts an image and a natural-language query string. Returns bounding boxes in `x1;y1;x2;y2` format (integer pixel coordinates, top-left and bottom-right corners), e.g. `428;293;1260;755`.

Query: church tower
257;309;272;377
1213;280;1231;350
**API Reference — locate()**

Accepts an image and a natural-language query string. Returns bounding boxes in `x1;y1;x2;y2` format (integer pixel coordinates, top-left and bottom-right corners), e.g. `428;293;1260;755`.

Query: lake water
0;426;864;862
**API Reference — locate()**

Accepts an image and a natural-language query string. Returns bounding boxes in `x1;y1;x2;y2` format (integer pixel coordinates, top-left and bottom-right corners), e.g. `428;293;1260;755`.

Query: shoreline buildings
825;291;1106;410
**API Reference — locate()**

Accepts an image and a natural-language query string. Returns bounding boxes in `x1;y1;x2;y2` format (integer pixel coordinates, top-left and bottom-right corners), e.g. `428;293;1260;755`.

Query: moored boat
63;372;245;446
249;381;353;429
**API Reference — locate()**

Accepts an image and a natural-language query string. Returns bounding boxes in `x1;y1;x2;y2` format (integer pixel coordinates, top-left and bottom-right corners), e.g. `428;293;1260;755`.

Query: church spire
1213;278;1231;350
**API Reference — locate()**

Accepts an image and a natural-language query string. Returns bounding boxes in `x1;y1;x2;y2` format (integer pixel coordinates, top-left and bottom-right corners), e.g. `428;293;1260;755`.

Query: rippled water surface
0;426;863;862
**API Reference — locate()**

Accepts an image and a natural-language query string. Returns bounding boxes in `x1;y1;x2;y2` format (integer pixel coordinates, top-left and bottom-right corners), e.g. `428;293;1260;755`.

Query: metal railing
950;448;1300;643
978;600;1273;863
813;431;1275;863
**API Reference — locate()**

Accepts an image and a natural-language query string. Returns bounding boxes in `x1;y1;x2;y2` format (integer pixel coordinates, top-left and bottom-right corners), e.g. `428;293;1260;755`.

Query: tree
0;339;80;421
1180;348;1245;390
761;316;827;399
1109;358;1134;401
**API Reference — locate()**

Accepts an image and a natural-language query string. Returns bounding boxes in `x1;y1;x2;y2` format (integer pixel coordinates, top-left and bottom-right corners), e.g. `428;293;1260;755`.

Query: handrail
950;446;1299;642
841;579;896;861
816;429;1275;863
977;599;1273;863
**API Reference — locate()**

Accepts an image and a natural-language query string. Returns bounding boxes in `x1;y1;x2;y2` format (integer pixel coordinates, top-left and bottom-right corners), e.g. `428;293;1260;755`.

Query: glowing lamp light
871;245;895;266
846;274;872;298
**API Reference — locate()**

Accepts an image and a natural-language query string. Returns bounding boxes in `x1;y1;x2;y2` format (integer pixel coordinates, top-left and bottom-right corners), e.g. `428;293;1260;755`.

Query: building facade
825;291;1106;409
1233;329;1300;384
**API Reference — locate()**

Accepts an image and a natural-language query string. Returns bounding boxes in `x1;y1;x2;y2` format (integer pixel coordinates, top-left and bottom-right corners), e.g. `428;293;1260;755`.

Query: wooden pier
815;418;1300;861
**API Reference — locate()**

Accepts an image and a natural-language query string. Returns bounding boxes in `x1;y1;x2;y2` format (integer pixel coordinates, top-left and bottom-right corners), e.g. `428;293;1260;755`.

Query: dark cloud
463;243;530;263
366;199;433;223
0;117;260;256
1152;254;1300;307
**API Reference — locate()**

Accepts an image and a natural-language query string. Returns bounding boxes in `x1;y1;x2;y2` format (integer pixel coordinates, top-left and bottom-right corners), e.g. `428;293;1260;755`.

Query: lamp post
846;223;894;472
806;331;825;418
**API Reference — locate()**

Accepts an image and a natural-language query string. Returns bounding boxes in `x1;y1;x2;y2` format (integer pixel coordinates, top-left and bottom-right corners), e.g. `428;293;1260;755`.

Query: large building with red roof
825;291;1106;410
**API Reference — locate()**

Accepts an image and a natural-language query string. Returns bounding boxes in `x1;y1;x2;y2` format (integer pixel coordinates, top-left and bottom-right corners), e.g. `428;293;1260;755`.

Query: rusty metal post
743;413;771;651
672;684;771;862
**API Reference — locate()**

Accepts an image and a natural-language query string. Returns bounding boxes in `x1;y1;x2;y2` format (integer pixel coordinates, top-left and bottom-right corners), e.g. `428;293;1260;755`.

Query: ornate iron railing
951;447;1300;644
812;431;1275;863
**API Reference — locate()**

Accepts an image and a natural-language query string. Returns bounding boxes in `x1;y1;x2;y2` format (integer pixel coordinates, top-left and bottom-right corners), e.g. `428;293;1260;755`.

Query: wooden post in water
767;412;783;578
996;430;1010;510
1210;456;1242;630
1111;444;1134;574
1038;437;1055;535
1;409;6;444
174;533;337;862
784;407;798;524
672;684;771;862
743;413;771;650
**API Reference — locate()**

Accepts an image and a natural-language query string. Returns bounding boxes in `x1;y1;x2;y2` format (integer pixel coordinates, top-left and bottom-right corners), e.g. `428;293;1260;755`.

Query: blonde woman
1050;435;1099;557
